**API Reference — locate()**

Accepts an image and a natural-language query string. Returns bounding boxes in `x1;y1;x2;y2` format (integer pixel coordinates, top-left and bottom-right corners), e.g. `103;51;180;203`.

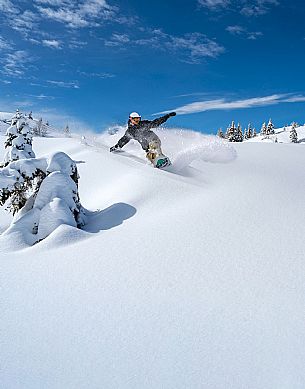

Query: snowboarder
110;111;176;168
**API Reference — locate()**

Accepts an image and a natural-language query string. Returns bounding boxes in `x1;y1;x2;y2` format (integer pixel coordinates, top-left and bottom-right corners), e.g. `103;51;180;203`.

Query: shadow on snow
83;202;137;233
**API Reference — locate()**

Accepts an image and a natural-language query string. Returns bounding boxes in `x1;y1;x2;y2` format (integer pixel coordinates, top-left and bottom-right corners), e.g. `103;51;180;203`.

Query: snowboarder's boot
146;140;171;169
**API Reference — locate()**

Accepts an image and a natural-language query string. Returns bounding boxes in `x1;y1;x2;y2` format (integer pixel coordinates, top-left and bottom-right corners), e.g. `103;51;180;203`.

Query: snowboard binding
146;141;171;169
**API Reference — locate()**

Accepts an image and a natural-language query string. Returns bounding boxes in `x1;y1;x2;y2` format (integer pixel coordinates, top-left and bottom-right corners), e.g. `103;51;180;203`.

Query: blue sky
0;0;305;133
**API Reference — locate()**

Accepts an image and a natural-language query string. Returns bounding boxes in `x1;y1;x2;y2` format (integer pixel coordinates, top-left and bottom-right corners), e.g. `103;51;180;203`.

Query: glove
110;145;120;152
168;112;176;117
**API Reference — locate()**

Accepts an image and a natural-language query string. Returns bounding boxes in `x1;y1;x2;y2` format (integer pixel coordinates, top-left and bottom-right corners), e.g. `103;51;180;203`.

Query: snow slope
1;128;305;389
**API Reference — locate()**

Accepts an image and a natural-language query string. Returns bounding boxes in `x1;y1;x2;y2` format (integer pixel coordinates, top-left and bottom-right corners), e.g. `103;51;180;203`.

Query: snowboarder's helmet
129;112;141;119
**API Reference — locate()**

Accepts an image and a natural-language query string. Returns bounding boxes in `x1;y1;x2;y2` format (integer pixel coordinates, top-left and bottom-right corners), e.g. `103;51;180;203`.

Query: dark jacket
116;114;171;151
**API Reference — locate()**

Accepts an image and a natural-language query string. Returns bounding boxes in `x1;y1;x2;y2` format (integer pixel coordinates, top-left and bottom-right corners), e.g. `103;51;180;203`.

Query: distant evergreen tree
236;123;243;142
226;121;236;142
290;125;298;143
217;128;225;138
226;121;243;142
266;119;275;135
243;128;248;140
252;128;257;137
33;118;43;136
64;124;71;137
246;123;253;139
260;122;267;136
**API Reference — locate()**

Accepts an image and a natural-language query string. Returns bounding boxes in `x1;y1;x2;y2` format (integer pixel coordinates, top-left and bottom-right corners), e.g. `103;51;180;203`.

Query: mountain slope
1;129;305;389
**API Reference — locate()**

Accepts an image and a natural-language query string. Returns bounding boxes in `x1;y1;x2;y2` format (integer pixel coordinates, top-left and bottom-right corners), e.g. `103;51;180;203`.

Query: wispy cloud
42;39;62;49
0;35;12;51
0;0;19;14
1;50;33;77
283;96;305;103
34;0;131;29
29;94;56;100
104;29;224;64
0;79;11;84
156;94;305;115
198;0;229;10
241;0;279;16
78;71;115;79
47;80;80;89
198;0;278;15
226;25;263;40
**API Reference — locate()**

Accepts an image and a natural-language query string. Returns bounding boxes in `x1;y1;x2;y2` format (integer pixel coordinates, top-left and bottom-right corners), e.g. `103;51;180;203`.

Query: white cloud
198;0;229;9
226;25;263;40
10;10;39;36
29;94;55;100
226;25;245;35
0;0;18;14
104;29;224;64
47;80;80;89
0;79;11;84
35;0;119;29
241;0;279;16
78;71;115;79
282;96;305;103
198;0;279;15
156;94;305;115
1;50;32;77
0;35;12;51
42;39;62;49
170;33;224;63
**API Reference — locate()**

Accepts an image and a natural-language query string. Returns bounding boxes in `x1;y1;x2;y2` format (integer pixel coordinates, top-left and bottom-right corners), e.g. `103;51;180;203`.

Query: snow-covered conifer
3;110;35;166
247;124;253;139
226;121;236;142
266;119;275;135
225;121;243;142
243;128;248;140
64;125;71;137
0;152;87;241
236;123;243;142
290;126;298;143
252;128;257;137
260;122;267;136
217;128;225;138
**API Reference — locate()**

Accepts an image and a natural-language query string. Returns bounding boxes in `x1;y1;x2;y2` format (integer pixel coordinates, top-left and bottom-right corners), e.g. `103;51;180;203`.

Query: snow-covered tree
225;121;243;142
266;119;275;135
260;122;267;136
217;128;225;138
0;152;87;243
236;123;243;142
33;117;48;137
64;125;71;137
246;124;253;139
290;125;298;143
3;110;35;166
243;128;248;140
252;128;257;137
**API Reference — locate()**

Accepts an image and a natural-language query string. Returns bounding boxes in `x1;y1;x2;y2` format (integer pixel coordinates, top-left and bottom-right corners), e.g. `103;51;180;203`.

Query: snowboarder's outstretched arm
110;131;131;152
144;112;176;129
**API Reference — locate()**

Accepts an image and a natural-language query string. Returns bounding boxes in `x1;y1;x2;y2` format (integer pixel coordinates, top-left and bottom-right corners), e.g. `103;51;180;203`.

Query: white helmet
129;112;141;118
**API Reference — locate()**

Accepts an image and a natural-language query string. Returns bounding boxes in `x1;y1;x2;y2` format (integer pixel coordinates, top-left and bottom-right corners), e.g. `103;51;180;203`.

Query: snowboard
153;155;171;169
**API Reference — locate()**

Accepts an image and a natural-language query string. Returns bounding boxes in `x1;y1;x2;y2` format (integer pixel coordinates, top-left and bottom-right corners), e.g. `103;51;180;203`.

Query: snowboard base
154;156;171;169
